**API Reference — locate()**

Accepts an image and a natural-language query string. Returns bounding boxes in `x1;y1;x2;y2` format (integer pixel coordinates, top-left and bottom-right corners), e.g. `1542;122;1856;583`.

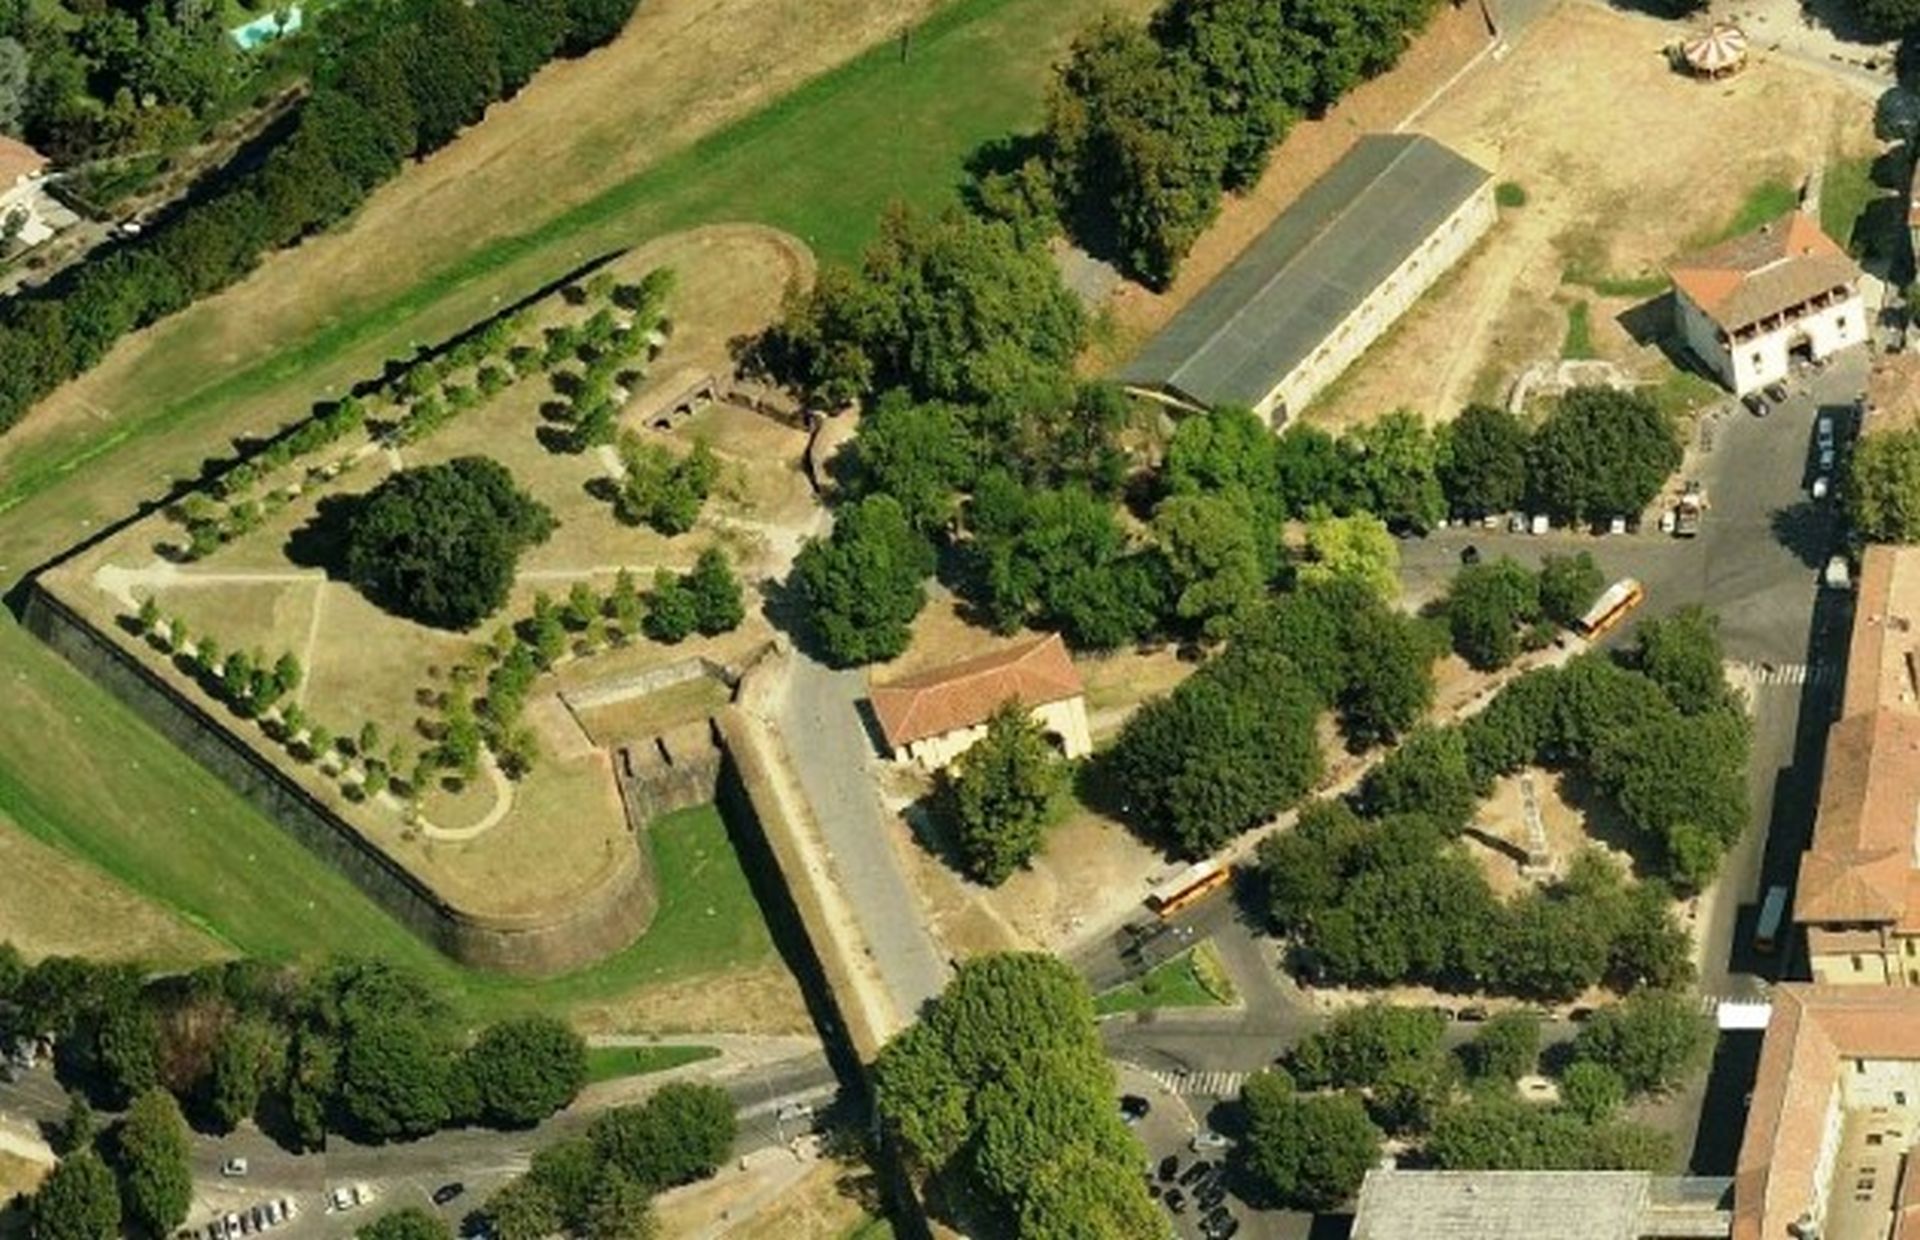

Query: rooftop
868;632;1083;750
1798;546;1920;927
1670;212;1860;334
0;134;46;188
1115;133;1491;412
1736;986;1920;1240
1353;1170;1730;1239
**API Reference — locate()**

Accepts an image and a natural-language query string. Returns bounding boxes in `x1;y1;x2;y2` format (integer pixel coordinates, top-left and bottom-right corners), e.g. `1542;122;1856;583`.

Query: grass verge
584;1043;721;1084
1560;300;1595;360
1093;941;1238;1016
1688;177;1799;250
1821;154;1878;256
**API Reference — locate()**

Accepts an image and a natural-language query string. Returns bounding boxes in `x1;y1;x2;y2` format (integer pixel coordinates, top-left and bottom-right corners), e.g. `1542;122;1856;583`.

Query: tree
357;1208;453;1240
1274;424;1358;516
526;1137;603;1233
1104;646;1323;855
772;206;1086;406
1440;403;1530;515
1044;18;1230;286
1634;604;1731;715
337;1015;455;1141
1298;510;1400;602
90;998;162;1107
686;547;745;636
584;1170;658;1240
342;457;555;629
1152;0;1315;188
1559;1060;1626;1122
939;703;1069;885
29;1150;120;1240
1152;493;1268;638
1348;409;1445;531
465;1015;587;1128
641;569;698;644
1446;558;1540;670
873;954;1156;1234
1359;726;1478;832
1528;387;1681;522
847;392;979;530
1241;1073;1381;1210
1573;990;1712;1096
1464;1011;1540;1082
1288;1003;1447;1092
482;1176;560;1240
614;438;715;534
1337;604;1438;748
587;1083;735;1192
1850;428;1920;541
1538;551;1603;627
116;1089;192;1237
791;495;934;666
206;1019;283;1132
51;1091;96;1158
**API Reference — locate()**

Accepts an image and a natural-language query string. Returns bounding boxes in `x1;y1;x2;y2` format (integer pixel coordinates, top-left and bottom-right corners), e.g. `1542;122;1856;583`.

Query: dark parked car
1119;1094;1151;1123
1210;1216;1240;1239
1458;1004;1490;1022
1765;380;1789;404
1180;1159;1213;1187
1743;393;1768;417
1198;1182;1228;1211
1459;544;1481;566
432;1183;466;1206
1165;1188;1188;1214
1158;1154;1180;1183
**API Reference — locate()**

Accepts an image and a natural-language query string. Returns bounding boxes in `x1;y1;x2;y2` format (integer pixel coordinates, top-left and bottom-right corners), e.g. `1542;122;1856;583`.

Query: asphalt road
0;1053;841;1238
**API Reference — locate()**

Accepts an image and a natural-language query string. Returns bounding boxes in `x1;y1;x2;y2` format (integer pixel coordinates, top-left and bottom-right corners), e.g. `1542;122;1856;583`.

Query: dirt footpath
1307;1;1875;429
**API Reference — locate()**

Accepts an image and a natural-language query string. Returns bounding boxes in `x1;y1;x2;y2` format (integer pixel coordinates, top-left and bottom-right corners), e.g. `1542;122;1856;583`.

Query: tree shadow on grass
283;493;358;578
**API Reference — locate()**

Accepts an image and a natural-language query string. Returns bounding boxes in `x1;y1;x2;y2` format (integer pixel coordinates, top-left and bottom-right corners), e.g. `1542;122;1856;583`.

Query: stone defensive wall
22;584;653;977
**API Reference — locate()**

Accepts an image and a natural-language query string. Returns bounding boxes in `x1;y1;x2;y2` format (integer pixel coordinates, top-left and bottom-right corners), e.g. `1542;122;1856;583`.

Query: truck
1673;482;1705;538
1755;885;1790;954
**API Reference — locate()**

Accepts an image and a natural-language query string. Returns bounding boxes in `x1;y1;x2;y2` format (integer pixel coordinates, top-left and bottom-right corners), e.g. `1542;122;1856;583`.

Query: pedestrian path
1149;1069;1248;1099
1733;660;1839;688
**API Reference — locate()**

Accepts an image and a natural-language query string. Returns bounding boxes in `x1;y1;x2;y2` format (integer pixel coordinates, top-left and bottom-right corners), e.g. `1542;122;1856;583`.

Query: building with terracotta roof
1734;985;1920;1240
867;633;1090;770
0;133;57;249
1670;212;1865;397
1796;546;1920;986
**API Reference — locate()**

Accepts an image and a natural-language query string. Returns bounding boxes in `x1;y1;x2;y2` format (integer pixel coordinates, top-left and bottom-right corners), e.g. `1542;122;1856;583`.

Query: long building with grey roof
1116;133;1494;426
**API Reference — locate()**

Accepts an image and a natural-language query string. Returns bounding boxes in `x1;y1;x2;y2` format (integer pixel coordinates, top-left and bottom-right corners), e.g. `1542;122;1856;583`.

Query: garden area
37;227;811;952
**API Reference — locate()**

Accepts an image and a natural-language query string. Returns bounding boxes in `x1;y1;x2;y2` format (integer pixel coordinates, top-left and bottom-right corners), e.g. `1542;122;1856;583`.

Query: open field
39;230;800;923
1303;1;1877;430
0;813;223;967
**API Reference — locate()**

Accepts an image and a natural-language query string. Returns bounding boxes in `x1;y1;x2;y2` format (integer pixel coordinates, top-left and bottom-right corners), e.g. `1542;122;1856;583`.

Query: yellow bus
1146;861;1233;919
1576;577;1645;639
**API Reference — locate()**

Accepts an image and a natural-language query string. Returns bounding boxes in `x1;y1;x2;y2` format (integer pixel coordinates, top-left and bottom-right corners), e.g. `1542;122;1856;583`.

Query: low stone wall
22;584;652;978
615;722;724;828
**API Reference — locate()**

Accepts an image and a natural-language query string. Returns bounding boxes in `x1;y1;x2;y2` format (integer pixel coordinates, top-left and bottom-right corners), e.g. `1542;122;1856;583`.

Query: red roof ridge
869;633;1083;750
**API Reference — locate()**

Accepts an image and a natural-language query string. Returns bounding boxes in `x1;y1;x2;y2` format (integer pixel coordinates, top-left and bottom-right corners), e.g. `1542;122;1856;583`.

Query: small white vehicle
221;1158;249;1178
1529;513;1550;535
1812;476;1830;500
1190;1129;1230;1152
1825;556;1853;590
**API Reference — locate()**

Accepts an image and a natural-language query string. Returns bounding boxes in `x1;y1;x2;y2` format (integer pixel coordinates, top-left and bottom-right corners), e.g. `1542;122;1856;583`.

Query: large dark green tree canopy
790;494;935;667
874;954;1164;1237
1439;403;1530;516
772;206;1088;408
1528;387;1681;522
1850;427;1920;543
341;456;554;630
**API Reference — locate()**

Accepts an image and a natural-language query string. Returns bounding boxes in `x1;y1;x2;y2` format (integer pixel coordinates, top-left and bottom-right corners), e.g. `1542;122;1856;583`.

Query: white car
1812;476;1830;500
221;1158;249;1178
1190;1129;1230;1152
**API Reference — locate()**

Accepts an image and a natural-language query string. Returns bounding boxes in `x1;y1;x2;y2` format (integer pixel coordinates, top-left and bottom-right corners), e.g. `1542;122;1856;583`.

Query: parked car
1158;1155;1181;1183
1812;476;1830;500
1742;392;1768;417
1119;1095;1151;1123
1458;1005;1490;1022
221;1158;249;1178
1765;381;1789;403
1191;1129;1229;1152
1820;446;1837;472
1459;545;1480;566
1198;1182;1228;1211
1209;1216;1240;1240
433;1183;466;1206
1180;1160;1214;1187
1204;1206;1235;1236
1165;1188;1188;1214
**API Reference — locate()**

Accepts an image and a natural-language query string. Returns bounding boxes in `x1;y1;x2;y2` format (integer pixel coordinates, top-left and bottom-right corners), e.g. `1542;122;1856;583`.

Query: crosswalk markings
1734;661;1838;687
1150;1069;1247;1098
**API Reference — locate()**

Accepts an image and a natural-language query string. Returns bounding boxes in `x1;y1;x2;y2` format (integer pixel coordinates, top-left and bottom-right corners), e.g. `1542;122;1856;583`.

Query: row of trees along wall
20;584;654;977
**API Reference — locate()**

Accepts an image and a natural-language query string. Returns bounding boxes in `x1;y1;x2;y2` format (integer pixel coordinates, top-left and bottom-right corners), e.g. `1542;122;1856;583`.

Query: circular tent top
1683;25;1749;76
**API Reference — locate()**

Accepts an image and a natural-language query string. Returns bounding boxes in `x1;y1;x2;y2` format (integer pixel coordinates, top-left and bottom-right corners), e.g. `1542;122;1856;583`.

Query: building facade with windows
1797;546;1920;986
1117;133;1495;427
1670;212;1865;397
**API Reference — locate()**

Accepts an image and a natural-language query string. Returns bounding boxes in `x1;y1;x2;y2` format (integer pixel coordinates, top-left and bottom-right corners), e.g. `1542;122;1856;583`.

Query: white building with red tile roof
1670;212;1865;396
0;133;57;249
867;632;1090;770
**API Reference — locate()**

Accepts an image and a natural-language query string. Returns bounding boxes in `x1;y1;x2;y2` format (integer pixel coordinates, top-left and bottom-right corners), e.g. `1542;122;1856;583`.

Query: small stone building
1670;212;1865;397
868;633;1090;770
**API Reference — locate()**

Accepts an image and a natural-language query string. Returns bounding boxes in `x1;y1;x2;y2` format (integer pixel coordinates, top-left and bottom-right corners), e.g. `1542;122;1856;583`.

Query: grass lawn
0;634;772;1020
584;1043;721;1084
1690;177;1799;249
1560;300;1595;360
1092;941;1237;1016
1821;154;1879;256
